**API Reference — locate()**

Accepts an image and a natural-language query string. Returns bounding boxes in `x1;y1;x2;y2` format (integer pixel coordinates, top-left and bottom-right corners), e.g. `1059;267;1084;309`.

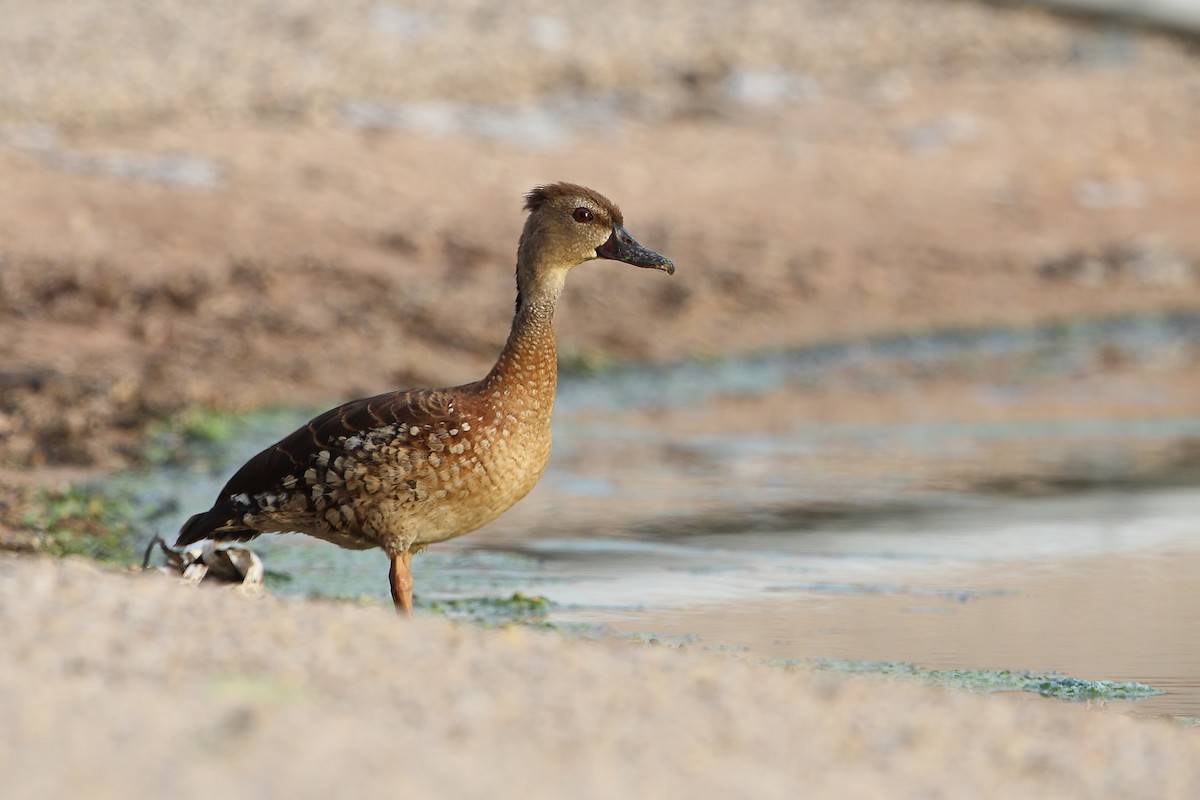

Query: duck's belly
252;418;551;552
330;424;551;549
402;431;551;546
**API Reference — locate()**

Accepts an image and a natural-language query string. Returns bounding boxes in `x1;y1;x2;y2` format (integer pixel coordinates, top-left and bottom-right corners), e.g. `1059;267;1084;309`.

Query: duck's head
519;182;675;277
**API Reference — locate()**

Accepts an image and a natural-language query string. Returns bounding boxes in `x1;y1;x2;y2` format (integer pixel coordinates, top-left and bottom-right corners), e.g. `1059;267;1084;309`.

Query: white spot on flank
461;422;471;431
450;429;459;436
409;426;420;436
232;493;251;506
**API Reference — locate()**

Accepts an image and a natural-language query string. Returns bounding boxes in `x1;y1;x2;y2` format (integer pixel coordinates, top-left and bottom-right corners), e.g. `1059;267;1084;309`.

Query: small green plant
174;407;242;444
142;407;244;465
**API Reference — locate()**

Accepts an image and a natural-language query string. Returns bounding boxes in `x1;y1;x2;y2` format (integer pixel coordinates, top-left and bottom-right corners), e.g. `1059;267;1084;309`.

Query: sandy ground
3;1;1200;795
3;552;1199;800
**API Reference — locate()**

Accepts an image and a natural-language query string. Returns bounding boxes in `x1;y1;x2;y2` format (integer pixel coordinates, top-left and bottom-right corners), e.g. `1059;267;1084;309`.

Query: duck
175;183;674;614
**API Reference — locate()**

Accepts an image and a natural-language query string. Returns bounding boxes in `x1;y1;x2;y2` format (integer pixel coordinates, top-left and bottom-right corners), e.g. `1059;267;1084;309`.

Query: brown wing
175;386;473;546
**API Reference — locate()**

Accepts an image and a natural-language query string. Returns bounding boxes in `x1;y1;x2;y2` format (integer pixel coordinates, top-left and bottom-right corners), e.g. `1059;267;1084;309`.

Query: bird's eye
572;207;594;223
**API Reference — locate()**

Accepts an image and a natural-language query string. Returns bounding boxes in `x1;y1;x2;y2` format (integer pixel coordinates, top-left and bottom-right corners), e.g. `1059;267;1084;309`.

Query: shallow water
124;314;1200;716
514;488;1200;718
556;311;1200;414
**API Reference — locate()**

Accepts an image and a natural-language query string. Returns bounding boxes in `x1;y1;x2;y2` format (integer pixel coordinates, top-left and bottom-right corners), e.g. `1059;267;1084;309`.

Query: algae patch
423;592;555;627
801;659;1164;702
422;592;607;636
14;485;140;565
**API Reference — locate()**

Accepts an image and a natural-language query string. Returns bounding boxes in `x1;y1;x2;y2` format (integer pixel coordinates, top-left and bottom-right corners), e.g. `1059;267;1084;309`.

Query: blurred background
2;0;1200;713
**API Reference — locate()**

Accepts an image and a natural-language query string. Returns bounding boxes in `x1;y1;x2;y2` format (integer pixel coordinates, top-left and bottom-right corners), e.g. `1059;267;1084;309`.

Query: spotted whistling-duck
175;183;674;614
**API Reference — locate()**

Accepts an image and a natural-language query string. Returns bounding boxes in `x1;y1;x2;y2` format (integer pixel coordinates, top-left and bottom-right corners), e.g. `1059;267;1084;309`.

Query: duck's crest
524;182;624;227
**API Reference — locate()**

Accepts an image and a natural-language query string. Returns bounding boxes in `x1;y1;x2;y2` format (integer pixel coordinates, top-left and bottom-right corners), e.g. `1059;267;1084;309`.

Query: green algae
417;592;606;637
797;659;1164;702
422;591;555;626
17;485;140;565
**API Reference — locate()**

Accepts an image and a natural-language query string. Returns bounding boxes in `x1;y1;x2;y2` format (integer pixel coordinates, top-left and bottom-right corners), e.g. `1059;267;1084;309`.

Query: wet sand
3;552;1200;800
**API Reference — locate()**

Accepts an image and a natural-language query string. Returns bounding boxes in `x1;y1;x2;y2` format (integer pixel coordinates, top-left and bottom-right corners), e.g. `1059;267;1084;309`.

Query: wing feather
175;386;475;546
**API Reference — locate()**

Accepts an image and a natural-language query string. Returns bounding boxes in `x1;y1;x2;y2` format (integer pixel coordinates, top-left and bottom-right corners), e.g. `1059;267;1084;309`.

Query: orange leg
389;551;415;616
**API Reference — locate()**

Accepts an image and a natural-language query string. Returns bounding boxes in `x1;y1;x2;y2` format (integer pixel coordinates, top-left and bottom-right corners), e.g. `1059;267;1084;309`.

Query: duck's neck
479;264;564;412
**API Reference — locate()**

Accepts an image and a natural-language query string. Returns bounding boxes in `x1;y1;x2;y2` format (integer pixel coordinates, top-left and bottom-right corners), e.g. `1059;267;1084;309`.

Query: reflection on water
123;314;1200;717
